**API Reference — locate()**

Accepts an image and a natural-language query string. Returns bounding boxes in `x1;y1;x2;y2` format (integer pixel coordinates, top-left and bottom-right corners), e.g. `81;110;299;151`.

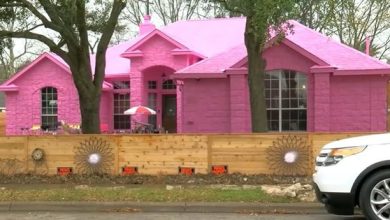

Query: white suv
313;133;390;219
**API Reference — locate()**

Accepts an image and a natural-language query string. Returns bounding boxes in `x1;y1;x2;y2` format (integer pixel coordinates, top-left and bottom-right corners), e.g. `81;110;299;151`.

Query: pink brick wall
5;58;80;135
329;75;388;131
5;57;113;135
180;42;388;133
100;92;113;131
229;74;251;132
181;78;230;133
313;73;331;131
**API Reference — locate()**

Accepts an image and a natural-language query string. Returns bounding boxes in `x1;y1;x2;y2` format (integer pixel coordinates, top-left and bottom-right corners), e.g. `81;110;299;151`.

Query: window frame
162;80;176;90
41;87;58;131
265;70;307;132
113;93;131;130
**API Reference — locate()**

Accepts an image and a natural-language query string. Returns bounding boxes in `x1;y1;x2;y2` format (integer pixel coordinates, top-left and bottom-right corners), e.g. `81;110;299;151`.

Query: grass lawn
0;185;297;203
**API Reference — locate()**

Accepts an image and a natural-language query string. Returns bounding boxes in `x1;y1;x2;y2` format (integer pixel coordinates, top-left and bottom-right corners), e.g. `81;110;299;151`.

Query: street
0;212;366;220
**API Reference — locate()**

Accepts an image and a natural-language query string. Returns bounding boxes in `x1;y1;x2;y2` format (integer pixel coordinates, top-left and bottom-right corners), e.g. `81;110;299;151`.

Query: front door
162;95;177;133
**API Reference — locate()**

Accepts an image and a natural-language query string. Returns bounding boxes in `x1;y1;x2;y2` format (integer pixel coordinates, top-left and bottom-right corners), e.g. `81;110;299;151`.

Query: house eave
0;85;19;92
334;68;390;75
172;73;227;79
171;49;206;59
121;50;144;58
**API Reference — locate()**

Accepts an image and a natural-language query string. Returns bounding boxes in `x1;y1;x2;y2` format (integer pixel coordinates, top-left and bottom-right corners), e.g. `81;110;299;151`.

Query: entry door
162;95;177;133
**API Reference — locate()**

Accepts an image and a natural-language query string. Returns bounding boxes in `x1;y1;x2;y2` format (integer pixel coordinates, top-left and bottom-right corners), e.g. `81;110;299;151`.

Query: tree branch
94;0;126;89
0;30;69;63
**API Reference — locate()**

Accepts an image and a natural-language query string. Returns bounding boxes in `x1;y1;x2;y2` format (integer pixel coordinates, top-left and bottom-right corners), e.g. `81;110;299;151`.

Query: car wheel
360;170;390;220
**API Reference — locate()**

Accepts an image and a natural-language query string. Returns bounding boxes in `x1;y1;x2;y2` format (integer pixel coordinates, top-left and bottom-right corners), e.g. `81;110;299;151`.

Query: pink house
1;17;390;135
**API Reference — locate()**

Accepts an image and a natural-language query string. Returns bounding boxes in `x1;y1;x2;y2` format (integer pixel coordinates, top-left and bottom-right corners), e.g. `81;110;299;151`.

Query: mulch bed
0;173;312;185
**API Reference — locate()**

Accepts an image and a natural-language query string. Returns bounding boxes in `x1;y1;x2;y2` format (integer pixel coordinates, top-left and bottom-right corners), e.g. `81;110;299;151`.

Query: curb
0;201;327;214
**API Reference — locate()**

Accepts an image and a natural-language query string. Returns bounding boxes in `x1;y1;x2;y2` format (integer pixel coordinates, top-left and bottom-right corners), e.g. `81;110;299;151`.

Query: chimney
365;36;371;56
139;15;155;36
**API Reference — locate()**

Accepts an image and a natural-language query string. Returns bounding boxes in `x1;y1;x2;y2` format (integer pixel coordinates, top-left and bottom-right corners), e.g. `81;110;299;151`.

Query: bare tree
328;0;390;58
294;0;390;59
294;0;334;32
0;6;43;81
0;0;126;134
122;0;231;29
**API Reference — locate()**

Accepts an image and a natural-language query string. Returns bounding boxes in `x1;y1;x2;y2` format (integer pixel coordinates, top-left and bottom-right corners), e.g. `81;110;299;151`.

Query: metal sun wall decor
266;135;310;176
31;148;49;175
74;137;114;174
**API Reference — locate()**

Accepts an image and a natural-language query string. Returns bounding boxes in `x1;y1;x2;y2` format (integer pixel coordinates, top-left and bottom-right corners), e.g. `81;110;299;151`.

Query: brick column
313;73;331;131
228;69;250;133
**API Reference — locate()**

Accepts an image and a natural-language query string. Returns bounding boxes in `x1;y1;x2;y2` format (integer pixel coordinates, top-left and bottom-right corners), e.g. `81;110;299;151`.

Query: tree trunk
79;90;101;134
245;17;268;132
70;55;101;134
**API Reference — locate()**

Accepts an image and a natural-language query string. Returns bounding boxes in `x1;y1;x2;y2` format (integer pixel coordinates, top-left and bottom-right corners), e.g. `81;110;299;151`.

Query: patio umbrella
124;105;156;115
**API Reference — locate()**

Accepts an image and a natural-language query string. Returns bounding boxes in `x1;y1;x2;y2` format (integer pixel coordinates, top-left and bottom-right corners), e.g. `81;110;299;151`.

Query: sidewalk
0;201;326;214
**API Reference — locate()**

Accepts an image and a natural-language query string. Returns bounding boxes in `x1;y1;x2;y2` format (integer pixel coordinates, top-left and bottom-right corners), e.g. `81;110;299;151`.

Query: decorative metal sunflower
74;137;114;174
266;135;310;176
31;148;48;175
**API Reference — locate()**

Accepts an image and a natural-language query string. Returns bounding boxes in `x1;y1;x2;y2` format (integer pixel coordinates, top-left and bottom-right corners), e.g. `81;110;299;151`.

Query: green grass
0;186;297;203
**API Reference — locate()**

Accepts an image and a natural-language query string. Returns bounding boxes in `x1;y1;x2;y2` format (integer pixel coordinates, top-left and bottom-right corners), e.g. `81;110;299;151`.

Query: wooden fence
0;112;5;136
0;133;369;176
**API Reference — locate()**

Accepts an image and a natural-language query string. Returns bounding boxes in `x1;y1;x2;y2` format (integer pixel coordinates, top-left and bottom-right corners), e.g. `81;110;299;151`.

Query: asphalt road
0;212;366;220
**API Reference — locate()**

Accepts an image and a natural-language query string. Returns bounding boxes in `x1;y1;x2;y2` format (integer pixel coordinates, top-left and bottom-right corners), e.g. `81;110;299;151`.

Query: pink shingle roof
161;17;246;57
287;20;390;71
176;19;390;75
177;44;247;74
91;34;146;76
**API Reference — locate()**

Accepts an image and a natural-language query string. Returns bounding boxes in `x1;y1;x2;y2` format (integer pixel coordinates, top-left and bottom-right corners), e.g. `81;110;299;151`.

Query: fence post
307;133;315;174
207;135;212;173
25;136;29;174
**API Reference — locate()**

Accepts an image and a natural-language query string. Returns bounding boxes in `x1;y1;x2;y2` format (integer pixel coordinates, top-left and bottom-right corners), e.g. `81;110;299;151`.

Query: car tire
360;170;390;220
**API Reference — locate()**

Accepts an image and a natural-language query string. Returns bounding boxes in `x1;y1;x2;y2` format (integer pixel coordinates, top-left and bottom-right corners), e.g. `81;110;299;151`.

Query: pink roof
161;17;246;57
91;34;146;76
287;20;390;72
177;44;247;74
175;19;390;76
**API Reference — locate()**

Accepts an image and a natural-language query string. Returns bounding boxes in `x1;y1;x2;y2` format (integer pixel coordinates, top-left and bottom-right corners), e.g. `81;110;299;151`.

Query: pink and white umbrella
124;106;156;115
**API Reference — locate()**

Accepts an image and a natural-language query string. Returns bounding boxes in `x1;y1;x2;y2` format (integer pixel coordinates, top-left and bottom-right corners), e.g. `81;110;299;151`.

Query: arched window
41;87;58;131
265;70;307;131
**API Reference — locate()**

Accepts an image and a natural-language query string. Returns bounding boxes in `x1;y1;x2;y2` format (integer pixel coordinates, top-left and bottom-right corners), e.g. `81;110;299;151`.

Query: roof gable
2;52;70;87
122;29;190;55
1;52;113;91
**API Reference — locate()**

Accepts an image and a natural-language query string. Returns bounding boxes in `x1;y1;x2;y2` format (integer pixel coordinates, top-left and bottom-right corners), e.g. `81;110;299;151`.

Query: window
148;93;157;128
113;93;130;130
265;70;307;131
148;81;157;89
113;81;130;90
41;87;58;131
162;80;176;90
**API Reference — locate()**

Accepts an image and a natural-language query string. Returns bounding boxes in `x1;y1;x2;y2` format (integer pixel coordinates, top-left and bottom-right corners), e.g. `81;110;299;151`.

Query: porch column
313;72;331;131
176;80;184;133
227;68;250;133
130;70;144;124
